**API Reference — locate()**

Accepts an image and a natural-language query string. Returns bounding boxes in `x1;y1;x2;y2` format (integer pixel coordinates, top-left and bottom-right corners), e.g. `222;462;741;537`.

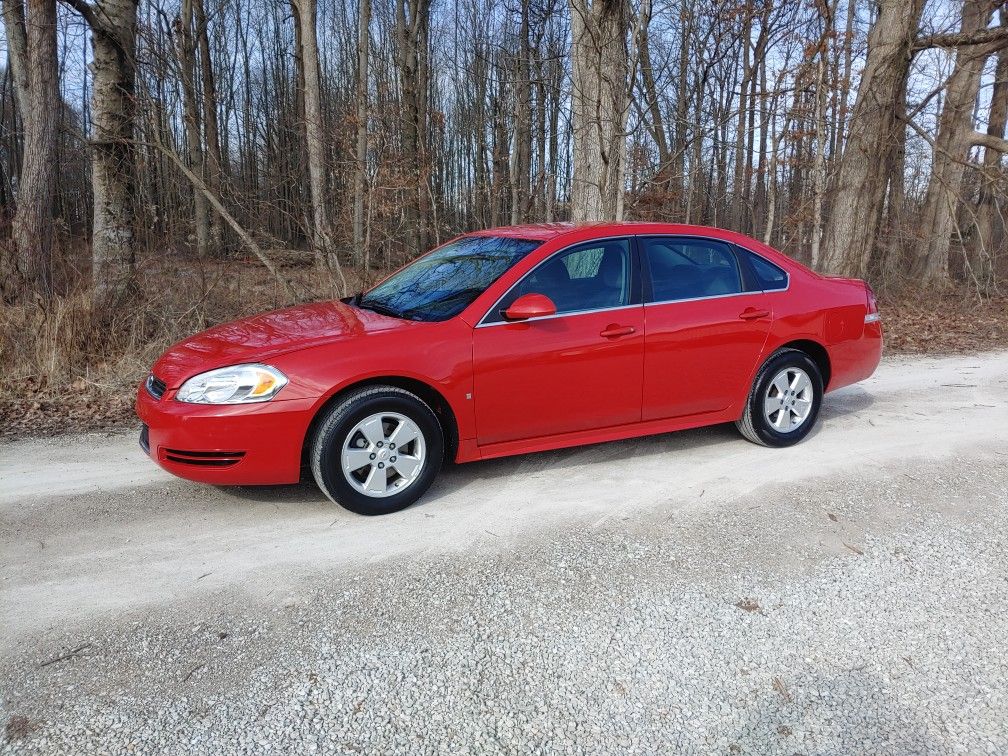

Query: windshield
358;235;542;321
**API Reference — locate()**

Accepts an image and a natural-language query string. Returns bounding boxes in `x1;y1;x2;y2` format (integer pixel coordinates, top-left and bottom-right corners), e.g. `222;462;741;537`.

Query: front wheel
310;386;444;515
736;349;823;447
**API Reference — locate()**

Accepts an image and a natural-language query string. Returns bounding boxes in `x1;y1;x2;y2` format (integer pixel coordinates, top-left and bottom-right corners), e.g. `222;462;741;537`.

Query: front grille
163;449;246;467
146;374;166;400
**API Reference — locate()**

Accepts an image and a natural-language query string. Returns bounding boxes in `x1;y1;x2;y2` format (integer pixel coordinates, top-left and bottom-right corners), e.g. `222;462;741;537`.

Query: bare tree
3;0;57;299
352;0;371;265
396;0;433;254
193;0;223;254
967;12;1008;288
291;0;345;292
910;0;1001;285
819;0;925;277
174;0;210;258
63;0;141;310
569;0;633;222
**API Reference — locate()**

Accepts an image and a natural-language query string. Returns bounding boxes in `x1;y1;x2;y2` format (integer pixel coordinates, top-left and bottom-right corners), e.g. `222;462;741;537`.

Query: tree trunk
909;0;998;286
86;0;140;310
3;0;57;299
731;9;752;229
569;0;631;223
396;0;432;255
809;17;832;269
352;0;370;266
966;11;1008;290
509;0;531;225
175;0;209;259
291;0;345;292
193;0;223;255
819;0;925;278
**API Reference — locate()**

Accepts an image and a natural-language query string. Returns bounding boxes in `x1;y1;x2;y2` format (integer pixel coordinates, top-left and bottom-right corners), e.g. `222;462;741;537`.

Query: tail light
864;283;881;324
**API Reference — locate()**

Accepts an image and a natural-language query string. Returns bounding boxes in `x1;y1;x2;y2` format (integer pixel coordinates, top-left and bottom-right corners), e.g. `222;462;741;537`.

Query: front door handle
739;308;770;321
600;324;636;338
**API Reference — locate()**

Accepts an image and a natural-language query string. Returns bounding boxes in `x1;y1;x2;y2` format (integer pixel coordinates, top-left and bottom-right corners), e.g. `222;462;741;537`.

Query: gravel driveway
2;352;1007;755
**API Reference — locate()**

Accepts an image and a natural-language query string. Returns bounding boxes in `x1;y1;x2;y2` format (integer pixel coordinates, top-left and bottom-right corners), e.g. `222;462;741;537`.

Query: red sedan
137;223;882;515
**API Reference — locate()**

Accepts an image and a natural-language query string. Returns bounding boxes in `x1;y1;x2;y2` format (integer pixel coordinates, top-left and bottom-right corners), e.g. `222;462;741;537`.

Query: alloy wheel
341;412;426;498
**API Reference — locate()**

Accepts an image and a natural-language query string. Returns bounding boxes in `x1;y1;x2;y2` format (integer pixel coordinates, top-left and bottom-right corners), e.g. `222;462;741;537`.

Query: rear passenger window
641;237;742;302
743;249;788;291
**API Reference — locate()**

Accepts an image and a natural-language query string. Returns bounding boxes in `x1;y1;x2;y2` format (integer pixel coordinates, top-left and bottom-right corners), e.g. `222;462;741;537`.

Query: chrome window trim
644;290;754;307
475;302;641;328
476;236;636;327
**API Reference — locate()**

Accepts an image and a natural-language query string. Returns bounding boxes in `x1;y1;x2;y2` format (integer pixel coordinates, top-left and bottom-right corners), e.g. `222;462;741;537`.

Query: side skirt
454;407;742;463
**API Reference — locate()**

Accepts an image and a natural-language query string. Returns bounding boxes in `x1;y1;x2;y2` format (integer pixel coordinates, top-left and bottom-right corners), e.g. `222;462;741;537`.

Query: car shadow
217;385;875;509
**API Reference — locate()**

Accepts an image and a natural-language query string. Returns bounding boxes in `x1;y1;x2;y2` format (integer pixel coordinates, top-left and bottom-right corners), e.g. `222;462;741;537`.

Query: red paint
137;222;883;486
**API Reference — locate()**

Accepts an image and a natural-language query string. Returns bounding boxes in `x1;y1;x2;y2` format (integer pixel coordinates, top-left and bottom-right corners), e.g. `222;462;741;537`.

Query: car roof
464;222;816;278
469;221;750;243
467;223;576;241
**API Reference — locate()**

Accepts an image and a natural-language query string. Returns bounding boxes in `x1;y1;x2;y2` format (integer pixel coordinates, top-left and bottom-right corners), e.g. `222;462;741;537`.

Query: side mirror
503;293;557;322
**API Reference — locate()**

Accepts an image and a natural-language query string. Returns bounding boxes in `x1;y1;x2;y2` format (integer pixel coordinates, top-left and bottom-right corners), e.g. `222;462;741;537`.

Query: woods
2;0;1008;311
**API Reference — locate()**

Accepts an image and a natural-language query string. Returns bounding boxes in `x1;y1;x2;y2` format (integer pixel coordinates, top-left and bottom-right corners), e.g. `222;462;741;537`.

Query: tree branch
971;130;1008;153
140;138;302;302
913;27;1008;51
1;0;31;114
57;0;98;29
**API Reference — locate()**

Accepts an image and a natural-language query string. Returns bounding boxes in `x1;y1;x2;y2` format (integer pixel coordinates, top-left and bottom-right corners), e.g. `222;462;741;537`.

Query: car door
472;238;644;446
640;236;773;421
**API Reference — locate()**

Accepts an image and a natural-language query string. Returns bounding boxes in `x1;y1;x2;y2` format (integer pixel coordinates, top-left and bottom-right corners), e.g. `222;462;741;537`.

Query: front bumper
136;382;315;485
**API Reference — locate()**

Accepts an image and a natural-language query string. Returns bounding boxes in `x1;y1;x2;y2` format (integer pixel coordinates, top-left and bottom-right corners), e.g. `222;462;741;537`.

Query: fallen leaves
772;676;791;702
880;291;1008;355
735;597;761;613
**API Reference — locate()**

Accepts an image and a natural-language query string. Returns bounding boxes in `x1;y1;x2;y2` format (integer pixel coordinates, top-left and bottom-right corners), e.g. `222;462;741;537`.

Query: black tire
736;348;823;447
310;385;444;515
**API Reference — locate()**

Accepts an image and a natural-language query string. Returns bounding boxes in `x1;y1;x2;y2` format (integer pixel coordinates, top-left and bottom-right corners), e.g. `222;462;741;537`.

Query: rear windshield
358;235;542;321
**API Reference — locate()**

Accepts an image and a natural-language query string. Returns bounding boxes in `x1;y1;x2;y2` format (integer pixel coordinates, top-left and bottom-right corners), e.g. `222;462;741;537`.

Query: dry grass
2;257;1006;441
0;251;366;439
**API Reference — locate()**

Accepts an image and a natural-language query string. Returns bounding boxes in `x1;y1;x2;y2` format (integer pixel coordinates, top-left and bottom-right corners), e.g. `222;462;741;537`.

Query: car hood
151;300;407;388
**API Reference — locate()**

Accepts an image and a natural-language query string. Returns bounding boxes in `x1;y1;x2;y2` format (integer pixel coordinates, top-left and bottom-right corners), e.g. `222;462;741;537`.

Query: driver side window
488;239;632;322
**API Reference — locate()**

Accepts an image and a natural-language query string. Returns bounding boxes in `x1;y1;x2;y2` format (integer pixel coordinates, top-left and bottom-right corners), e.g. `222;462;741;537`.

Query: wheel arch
777;339;832;390
300;376;461;471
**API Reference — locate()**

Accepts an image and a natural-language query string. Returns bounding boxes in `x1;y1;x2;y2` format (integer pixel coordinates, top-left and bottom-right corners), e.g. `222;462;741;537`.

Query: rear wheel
736;349;823;447
310;386;444;515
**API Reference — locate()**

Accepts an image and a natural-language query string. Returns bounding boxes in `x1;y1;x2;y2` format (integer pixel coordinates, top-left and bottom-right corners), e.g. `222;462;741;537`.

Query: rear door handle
600;324;636;338
739;308;770;321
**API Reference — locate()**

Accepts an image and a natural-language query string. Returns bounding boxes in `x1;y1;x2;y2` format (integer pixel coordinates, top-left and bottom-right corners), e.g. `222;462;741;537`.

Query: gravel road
2;351;1007;755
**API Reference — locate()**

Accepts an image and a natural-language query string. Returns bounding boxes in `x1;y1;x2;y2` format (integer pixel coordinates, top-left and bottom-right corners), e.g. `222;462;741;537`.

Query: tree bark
175;0;209;259
966;11;1008;289
352;0;370;266
3;0;57;299
910;0;998;285
509;0;531;225
291;0;345;293
69;0;140;310
569;0;631;223
396;0;432;254
193;0;223;254
819;0;925;278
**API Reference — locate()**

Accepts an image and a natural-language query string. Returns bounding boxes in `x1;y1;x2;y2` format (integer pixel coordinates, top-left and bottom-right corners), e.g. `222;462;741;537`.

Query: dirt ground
1;352;1007;753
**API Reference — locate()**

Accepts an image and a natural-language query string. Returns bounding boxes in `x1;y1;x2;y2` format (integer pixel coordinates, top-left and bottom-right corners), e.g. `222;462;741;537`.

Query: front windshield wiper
356;299;409;320
401;287;485;321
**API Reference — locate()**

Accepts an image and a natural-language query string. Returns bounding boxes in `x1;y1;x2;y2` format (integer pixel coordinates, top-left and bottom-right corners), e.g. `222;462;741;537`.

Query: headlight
175;364;288;404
